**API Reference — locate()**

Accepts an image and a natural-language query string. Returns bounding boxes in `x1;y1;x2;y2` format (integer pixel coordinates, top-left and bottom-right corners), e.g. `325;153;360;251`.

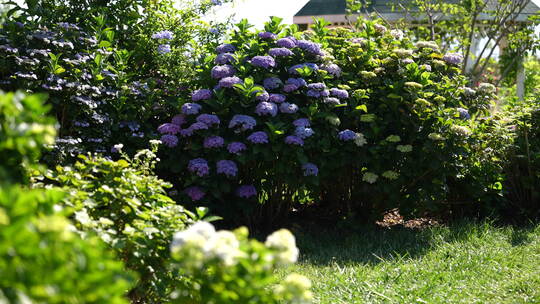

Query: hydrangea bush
170;222;312;304
157;17;501;223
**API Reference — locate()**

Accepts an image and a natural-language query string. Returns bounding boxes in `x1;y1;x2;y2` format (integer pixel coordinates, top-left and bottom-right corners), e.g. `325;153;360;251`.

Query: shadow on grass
292;220;540;266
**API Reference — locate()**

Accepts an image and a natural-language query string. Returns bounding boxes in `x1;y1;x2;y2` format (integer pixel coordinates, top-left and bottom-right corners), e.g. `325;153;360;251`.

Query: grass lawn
283;221;540;304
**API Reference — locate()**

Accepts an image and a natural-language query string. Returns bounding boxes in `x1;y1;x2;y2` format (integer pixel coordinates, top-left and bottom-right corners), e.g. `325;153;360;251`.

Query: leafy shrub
0;91;55;184
155;17;501;224
170;222;312;304
0;186;133;304
42;142;199;303
0;91;133;303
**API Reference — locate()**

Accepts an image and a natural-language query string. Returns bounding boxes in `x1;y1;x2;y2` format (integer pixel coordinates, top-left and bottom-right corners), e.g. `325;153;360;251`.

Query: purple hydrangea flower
283;84;297;93
255;101;278;117
269;93;286;103
185;186;205;201
298;40;324;55
338;129;357;141
280;103;299;114
320;90;330;97
216;160;238;177
192;89;212;101
197;114;220;126
157;44;171;54
188;158;210;177
263;77;282;90
288;63;319;74
251;56;276;69
236;185;257;198
302;163;318;176
158;123;180;135
171;114;187;126
295;126;314;139
215;52;234;64
211;64;235;79
216;43;235;54
152;30;174;40
324;97;341;105
306;90;321;98
322;64;342;77
443;52;463;65
229;115;257;131
255;90;270;102
204;136;225;148
330;88;349;99
269;48;294;57
293;118;310;127
227;142;247;154
258;32;277;39
189;123;208;132
182;103;202;115
283;78;307;92
161;134;179;147
457;107;471;120
402;58;414;65
277;37;297;48
285;135;304;146
218;76;243;88
180;128;194;137
307;83;326;90
247;131;269;144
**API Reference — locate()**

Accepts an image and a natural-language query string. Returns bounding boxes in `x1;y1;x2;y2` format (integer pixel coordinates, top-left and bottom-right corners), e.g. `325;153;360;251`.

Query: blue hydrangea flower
255;102;278;117
258;32;277;39
269;93;286;103
330;88;349;99
293;118;310;127
157;44;171;54
283;78;307;92
302;163;318;176
269;48;294;57
338;129;357;141
320;90;330;97
196;114;220;126
181;103;202;115
204;136;225;148
236;185;257;198
171;114;186;126
322;64;342;77
251;56;276;69
216;160;238;177
247;131;269;144
215;52;234;64
180;128;194;137
263;77;282;90
192;89;212;101
218;76;243;88
285;135;304;146
298;40;324;55
295;126;314;139
307;83;326;90
276;37;297;48
255;90;269;102
211;64;235;79
161;134;179;147
185;186;205;201
157;123;180;135
306;90;321;98
227;142;247;154
189;122;209;131
216;43;235;54
229;115;257;131
457;107;470;120
188;158;210;177
152;30;174;40
280;103;299;114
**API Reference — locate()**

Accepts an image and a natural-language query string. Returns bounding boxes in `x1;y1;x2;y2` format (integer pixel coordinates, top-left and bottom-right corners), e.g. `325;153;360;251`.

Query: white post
517;57;525;100
465;35;480;73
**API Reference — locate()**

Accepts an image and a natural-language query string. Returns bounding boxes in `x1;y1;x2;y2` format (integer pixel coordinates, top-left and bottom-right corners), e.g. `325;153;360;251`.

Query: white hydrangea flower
326;115;341;126
428;133;445;141
478;82;496;94
396;144;412;153
390;29;404;40
265;229;299;265
382;170;399;180
451;125;471;137
393;48;413;58
170;221;215;252
203;230;243;266
274;274;313;303
354;133;367;146
386;135;401;143
362;172;378;184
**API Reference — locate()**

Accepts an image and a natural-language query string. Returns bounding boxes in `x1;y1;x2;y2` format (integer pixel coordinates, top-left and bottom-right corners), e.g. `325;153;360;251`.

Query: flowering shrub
157;17;502;223
170;222;312;303
40;142;199;303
